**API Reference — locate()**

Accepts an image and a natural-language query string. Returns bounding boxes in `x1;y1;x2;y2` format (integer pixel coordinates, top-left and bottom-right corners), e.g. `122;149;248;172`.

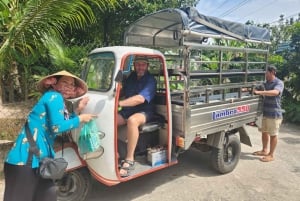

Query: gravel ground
1;123;300;201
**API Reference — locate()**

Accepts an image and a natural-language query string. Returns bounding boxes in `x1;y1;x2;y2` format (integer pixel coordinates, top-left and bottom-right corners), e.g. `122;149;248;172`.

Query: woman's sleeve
45;92;80;134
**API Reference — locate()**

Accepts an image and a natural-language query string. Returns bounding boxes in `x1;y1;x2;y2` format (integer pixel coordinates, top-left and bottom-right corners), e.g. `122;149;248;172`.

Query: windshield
85;52;115;91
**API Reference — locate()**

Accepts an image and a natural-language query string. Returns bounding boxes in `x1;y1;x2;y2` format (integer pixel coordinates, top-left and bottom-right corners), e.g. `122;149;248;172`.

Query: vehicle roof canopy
124;7;270;47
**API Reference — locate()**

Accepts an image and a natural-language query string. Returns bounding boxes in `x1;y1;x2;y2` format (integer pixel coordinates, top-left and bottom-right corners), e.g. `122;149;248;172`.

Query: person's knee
128;114;145;126
127;116;141;127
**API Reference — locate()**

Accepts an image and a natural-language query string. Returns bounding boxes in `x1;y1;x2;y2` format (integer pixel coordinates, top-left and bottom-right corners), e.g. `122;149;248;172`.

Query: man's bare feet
260;155;274;162
252;150;268;156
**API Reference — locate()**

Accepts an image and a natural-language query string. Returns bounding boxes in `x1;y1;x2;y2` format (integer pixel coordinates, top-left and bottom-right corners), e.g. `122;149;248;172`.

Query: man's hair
267;65;277;74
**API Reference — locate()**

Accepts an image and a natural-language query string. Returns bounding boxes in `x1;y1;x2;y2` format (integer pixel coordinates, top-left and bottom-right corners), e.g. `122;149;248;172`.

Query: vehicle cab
77;46;173;183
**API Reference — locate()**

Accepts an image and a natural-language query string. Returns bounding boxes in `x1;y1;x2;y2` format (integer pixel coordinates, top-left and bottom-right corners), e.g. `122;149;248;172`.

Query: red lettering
237;105;250;113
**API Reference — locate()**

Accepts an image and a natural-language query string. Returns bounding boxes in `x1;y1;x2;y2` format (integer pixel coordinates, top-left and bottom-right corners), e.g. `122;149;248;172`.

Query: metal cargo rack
124;7;270;149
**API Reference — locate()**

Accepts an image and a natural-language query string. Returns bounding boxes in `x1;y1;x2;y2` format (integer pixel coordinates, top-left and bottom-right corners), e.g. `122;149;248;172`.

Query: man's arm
254;89;280;96
119;95;145;107
254;79;284;97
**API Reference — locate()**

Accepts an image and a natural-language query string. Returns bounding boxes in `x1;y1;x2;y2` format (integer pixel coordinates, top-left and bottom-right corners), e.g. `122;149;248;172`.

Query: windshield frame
83;51;116;92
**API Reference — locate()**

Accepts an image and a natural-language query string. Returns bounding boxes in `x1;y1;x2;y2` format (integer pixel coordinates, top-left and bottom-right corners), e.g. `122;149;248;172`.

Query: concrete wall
0;140;13;179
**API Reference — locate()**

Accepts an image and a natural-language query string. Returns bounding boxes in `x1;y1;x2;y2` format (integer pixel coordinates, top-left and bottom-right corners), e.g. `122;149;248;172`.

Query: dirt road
1;123;300;201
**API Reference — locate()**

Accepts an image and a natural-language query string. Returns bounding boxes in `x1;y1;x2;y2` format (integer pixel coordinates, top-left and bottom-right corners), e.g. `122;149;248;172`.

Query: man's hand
254;90;259;95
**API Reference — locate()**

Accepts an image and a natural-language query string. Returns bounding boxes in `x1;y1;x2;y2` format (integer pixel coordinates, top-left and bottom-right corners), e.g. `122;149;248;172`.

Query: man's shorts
261;117;282;136
119;109;153;122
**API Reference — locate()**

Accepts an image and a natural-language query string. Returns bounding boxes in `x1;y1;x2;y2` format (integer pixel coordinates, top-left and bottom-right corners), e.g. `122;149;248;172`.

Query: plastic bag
78;119;101;155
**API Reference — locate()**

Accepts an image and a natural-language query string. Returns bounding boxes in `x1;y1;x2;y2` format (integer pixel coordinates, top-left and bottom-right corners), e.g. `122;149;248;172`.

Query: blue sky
196;0;300;24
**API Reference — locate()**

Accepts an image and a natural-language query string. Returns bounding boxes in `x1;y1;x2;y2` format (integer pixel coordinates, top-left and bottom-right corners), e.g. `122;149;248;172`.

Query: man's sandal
119;159;135;177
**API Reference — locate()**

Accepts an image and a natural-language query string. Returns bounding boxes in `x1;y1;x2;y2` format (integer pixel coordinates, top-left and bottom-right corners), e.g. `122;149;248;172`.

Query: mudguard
55;143;86;171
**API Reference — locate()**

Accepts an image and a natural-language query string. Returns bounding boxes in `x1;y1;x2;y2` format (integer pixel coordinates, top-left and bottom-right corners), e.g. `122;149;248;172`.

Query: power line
218;0;252;18
209;0;229;14
197;0;300;24
269;12;300;24
236;0;276;22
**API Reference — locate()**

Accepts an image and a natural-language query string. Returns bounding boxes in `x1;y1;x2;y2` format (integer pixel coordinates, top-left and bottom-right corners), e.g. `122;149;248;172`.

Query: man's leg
253;117;269;156
117;113;126;126
268;135;277;157
260;135;276;162
267;118;282;158
253;132;269;156
120;113;146;175
125;113;146;161
262;132;269;153
260;118;281;162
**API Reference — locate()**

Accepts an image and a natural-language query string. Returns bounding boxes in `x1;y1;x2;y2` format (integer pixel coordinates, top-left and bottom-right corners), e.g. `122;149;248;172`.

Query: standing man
253;65;284;162
117;56;156;177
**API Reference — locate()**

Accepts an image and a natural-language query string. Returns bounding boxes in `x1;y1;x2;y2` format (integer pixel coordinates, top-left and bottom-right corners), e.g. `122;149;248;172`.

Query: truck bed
169;91;262;149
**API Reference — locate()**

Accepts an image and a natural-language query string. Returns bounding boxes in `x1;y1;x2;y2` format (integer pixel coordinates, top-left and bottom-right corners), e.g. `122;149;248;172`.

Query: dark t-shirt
120;71;156;121
263;77;284;118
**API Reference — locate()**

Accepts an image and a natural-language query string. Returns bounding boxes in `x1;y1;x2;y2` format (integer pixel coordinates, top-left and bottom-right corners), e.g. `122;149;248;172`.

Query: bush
282;98;300;124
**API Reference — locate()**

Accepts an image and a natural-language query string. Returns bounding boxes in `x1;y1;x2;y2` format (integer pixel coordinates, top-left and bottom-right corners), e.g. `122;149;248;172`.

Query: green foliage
268;54;284;65
65;0;184;46
282;98;300;124
0;0;97;59
44;36;76;71
282;23;300;98
0;0;118;69
268;54;285;79
271;21;300;123
0;0;118;103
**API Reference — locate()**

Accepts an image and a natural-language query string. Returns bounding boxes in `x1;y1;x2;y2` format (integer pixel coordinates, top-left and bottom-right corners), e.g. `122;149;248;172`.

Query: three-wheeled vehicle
55;7;271;201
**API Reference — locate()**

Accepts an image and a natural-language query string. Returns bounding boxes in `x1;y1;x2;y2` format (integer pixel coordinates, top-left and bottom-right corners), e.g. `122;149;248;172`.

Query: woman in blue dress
3;70;96;201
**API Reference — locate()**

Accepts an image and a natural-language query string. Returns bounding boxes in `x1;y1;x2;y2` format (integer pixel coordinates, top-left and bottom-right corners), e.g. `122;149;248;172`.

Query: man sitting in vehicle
117;56;157;177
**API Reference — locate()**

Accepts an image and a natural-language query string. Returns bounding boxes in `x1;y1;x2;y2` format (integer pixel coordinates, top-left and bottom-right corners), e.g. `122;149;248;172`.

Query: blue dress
5;90;80;168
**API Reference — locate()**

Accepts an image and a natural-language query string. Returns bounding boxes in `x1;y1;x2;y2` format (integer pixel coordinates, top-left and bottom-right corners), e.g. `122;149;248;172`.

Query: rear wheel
211;134;241;174
56;168;92;201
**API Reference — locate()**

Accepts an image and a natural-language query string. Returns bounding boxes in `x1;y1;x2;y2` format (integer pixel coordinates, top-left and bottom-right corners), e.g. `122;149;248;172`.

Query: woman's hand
77;96;89;113
79;114;97;123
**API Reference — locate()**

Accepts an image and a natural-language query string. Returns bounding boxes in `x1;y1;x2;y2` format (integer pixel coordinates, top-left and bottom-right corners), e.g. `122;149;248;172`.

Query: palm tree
0;0;118;103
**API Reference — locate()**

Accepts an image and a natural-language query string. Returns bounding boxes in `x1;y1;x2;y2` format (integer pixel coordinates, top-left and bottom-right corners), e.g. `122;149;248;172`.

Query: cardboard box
147;149;167;167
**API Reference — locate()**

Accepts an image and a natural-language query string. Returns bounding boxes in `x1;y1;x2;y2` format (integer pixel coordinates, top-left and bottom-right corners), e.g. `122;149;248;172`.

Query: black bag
25;122;68;180
39;157;68;180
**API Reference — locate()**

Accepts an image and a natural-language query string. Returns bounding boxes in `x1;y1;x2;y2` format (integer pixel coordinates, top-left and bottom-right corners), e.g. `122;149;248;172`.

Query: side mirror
115;70;123;83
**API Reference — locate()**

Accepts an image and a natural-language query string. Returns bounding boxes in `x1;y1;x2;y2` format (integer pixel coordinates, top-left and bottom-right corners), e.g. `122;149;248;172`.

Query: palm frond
0;0;117;58
43;35;76;70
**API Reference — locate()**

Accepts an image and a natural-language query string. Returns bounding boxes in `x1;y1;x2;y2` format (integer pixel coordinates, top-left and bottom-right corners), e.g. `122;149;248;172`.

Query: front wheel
211;134;241;174
56;168;92;201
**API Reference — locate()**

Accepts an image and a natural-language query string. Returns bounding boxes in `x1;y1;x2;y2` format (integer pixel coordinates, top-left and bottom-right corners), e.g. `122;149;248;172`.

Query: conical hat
37;70;88;98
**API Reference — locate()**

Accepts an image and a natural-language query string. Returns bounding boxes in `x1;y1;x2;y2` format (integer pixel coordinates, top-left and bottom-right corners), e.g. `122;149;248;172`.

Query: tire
56;168;92;201
211;134;241;174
